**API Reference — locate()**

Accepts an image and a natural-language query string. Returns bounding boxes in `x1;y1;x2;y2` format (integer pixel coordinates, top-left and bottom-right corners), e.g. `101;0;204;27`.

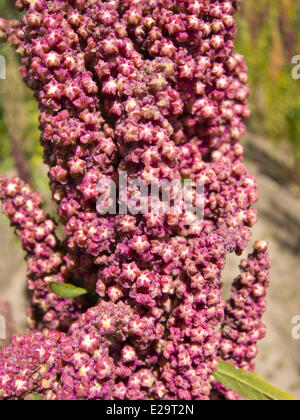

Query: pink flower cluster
0;0;270;400
0;176;85;330
0;302;136;400
214;240;270;400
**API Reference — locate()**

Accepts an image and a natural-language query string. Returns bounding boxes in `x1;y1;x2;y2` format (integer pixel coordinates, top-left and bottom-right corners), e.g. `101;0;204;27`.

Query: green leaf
181;177;190;186
26;394;43;401
49;282;88;299
213;361;297;401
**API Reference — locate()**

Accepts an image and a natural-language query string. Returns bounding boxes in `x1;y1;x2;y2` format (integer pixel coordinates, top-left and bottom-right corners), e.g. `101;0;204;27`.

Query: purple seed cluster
0;0;270;400
0;176;85;330
220;240;270;371
214;240;270;400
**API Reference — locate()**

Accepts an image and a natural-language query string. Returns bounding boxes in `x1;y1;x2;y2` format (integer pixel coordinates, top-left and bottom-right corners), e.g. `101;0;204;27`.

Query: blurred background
0;0;300;398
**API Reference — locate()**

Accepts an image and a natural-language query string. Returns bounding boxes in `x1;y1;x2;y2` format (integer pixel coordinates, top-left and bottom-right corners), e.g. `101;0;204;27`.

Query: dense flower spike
214;241;270;400
0;176;85;330
220;241;270;370
0;302;137;400
0;329;64;399
0;17;22;51
0;0;270;401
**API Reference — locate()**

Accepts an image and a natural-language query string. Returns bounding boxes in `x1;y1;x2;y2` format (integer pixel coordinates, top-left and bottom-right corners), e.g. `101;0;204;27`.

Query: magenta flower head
215;240;270;400
220;240;270;372
0;0;273;400
0;176;85;331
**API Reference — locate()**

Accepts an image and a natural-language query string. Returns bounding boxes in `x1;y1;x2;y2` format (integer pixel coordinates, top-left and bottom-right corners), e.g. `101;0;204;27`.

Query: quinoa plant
0;0;296;401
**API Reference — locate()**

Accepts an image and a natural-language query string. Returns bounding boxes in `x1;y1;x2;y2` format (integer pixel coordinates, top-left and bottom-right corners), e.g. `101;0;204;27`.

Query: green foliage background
0;0;300;184
0;0;49;200
236;0;300;161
